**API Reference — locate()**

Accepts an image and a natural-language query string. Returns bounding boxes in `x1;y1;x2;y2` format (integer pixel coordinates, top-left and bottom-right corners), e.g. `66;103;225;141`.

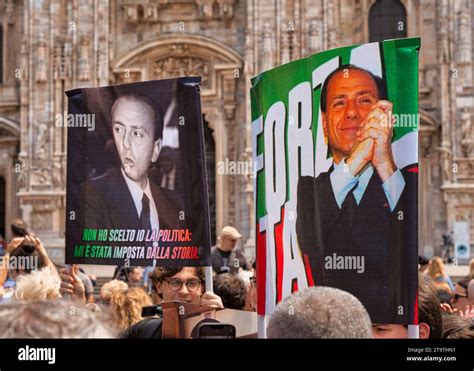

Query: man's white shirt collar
120;169;160;233
329;159;405;212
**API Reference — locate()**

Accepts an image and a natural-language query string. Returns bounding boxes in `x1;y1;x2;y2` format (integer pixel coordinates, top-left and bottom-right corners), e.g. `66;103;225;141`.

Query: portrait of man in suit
83;94;184;233
296;64;417;323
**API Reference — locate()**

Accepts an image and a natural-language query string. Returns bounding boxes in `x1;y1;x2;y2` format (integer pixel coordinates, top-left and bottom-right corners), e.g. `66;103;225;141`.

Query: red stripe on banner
406;166;418;173
256;223;266;315
303;253;315;286
292;280;298;292
275;207;285;303
413;292;419;325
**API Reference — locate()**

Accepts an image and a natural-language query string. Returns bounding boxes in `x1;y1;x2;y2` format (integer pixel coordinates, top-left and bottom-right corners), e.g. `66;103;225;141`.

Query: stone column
261;22;274;72
308;19;323;55
281;23;291;65
0;141;20;242
204;108;227;234
325;0;340;49
419;123;437;254
437;0;454;185
244;0;256;249
456;5;472;87
96;0;110;87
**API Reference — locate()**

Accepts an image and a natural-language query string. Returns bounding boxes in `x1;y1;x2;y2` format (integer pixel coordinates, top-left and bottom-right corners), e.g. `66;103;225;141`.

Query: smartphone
141;305;162;317
196;323;236;339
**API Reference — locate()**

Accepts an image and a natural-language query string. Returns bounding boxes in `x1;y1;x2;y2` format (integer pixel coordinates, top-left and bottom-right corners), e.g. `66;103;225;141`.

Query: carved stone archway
111;34;243;237
0;116;20;241
364;0;421;41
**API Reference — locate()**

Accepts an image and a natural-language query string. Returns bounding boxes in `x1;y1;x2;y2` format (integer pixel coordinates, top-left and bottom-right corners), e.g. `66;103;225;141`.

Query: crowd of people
0;219;473;338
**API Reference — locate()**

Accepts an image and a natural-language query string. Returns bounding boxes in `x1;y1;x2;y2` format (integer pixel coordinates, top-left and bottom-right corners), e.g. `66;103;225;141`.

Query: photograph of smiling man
296;64;417;324
65;77;211;267
252;38;419;326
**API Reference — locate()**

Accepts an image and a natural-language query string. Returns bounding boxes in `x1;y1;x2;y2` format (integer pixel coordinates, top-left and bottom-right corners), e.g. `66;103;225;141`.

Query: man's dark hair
436;289;452;305
212;273;247;310
418;273;443;339
110;94;164;141
10;241;46;274
320;64;388;113
457;278;471;290
418;255;430;266
123;267;139;274
118;266;140;282
11;219;29;237
442;314;474;339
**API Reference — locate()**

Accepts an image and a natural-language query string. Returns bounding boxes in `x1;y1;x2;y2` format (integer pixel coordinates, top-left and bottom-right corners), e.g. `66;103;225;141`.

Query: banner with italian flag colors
251;38;420;324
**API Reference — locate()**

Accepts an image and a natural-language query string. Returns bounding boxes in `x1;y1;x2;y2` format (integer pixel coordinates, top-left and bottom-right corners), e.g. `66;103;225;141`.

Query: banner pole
204;266;213;292
257;314;266;338
408;324;419;339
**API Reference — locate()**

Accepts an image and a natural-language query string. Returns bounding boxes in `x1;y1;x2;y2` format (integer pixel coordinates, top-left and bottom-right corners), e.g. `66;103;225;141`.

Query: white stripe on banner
252;115;264;184
392;131;418;169
350;42;383;78
312;58;340;178
351;42;418;168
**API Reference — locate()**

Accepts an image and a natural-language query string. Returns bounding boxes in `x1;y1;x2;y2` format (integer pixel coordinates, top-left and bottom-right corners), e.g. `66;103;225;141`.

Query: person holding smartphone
123;266;223;338
0;234;58;303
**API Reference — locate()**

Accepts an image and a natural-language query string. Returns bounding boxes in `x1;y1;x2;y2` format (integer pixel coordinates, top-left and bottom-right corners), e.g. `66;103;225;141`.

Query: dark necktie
140;193;151;230
343;188;358;229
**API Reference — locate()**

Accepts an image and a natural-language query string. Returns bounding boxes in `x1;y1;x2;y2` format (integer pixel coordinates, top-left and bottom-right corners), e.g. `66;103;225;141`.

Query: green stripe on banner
383;38;420;141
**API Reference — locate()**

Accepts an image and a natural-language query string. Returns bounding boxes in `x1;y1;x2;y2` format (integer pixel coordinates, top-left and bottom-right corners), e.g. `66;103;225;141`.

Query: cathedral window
369;0;407;42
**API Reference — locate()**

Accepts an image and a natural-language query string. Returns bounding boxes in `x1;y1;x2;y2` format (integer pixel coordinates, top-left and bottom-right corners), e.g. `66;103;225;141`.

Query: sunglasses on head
452;293;468;301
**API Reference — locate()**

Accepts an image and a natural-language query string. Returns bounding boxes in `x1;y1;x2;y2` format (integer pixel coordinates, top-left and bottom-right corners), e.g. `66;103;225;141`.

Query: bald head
267;286;373;338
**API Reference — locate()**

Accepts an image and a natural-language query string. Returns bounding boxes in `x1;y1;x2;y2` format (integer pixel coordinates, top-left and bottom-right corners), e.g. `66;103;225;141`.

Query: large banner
251;38;420;324
65;77;211;267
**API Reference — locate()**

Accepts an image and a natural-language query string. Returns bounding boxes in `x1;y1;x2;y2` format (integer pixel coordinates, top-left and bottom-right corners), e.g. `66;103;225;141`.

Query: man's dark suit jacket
210;246;250;274
296;165;417;324
83;167;184;231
